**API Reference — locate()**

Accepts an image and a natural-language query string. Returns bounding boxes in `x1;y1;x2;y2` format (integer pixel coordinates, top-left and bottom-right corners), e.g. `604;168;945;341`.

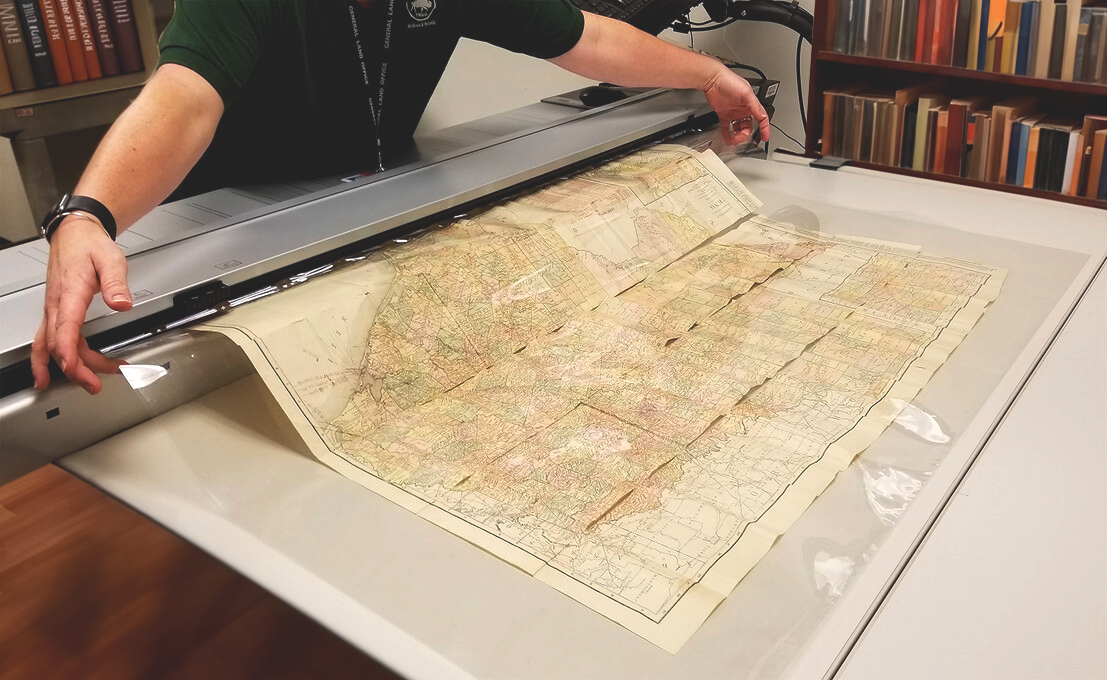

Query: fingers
95;247;132;312
31;319;51;390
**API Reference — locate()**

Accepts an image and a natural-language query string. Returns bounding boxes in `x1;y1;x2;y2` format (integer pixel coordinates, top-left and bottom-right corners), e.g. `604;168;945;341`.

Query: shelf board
0;71;152;112
816;156;1107;209
815;51;1107;96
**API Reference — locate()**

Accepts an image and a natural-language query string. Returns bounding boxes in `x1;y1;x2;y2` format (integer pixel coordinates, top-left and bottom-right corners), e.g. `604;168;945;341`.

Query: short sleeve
157;0;284;106
460;0;585;59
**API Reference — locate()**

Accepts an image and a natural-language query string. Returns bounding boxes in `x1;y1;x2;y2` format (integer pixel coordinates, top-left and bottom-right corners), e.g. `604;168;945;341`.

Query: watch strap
41;194;118;243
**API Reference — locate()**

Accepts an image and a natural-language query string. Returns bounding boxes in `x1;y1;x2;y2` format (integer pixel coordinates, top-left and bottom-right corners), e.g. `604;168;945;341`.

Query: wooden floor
0;464;397;680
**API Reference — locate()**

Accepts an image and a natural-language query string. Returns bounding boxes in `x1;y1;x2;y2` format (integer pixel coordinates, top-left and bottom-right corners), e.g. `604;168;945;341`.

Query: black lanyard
347;0;395;172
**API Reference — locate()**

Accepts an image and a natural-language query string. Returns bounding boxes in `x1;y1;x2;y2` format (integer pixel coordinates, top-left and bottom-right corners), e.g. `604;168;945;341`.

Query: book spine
835;0;854;52
929;0;945;62
889;0;905;58
16;0;54;87
917;0;933;60
72;0;99;78
1014;1;1034;74
37;0;70;83
953;0;974;66
55;0;86;80
1048;3;1067;78
1024;0;1040;75
901;103;918;167
0;32;13;94
107;0;140;73
1002;1;1021;73
976;0;992;67
1073;7;1091;80
1097;149;1106;200
902;0;920;58
1033;0;1054;78
1083;12;1105;83
84;0;114;76
1007;120;1024;183
0;0;34;90
1061;130;1079;194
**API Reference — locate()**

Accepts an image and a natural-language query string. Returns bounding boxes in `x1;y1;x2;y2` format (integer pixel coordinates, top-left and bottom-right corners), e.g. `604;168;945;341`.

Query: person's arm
550;12;770;146
32;63;224;394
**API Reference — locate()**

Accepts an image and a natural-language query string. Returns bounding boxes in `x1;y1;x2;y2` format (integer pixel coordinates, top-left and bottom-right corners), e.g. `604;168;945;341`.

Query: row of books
823;81;1107;200
833;0;1107;84
0;0;144;96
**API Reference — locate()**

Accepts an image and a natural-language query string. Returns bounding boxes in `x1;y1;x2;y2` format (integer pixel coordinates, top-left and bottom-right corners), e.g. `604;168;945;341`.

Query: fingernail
113;294;130;303
60;359;68;372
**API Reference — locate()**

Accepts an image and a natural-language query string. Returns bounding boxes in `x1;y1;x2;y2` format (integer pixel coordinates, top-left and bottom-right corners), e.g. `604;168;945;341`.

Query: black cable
683;17;741;31
730;61;768;82
795;33;807;135
771;122;805;151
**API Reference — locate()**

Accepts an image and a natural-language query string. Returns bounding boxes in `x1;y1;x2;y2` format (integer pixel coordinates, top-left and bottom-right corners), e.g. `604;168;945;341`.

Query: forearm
550;13;725;92
67;63;223;235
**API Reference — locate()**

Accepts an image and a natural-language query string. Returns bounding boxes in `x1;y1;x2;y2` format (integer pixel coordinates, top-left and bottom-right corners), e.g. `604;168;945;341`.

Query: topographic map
200;145;1004;652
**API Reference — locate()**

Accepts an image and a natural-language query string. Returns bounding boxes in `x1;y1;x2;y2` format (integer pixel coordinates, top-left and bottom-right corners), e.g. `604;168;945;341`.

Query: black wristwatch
40;194;118;243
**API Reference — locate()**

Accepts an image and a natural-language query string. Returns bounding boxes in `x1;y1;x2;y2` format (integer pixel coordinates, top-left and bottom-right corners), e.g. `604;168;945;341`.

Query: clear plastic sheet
78;140;1100;677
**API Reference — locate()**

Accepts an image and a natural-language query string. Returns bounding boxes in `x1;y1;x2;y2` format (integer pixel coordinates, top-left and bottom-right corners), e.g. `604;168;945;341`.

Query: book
888;0;906;58
1025;0;1041;75
1038;120;1081;192
1033;0;1056;77
902;0;921;57
988;96;1036;183
869;0;890;57
107;0;141;73
977;0;995;67
1061;129;1080;194
71;0;99;79
835;0;855;52
934;0;958;63
37;0;71;84
924;105;941;169
935;107;951;173
1002;0;1023;72
0;0;35;91
968;0;985;67
953;0;975;66
823;83;868;157
1097;137;1107;199
55;0;87;81
946;95;991;175
918;0;935;60
1007;117;1027;183
968;112;993;179
16;0;55;87
1020;123;1038;187
1083;127;1106;198
1075;115;1107;195
1082;9;1107;83
914;93;950;169
1060;0;1084;79
0;34;13;94
1073;7;1092;79
85;0;116;76
1048;2;1068;78
1014;0;1036;75
890;79;937;166
901;103;919;167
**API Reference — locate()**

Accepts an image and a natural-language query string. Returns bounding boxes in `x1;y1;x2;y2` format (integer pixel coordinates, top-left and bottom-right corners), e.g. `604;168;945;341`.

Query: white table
59;156;1107;679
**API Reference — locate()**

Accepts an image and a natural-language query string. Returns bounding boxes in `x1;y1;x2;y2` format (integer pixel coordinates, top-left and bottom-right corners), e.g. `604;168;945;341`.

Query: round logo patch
407;0;435;21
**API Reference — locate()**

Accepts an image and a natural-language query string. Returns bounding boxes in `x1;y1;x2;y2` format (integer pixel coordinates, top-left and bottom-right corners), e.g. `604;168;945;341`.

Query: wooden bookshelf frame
0;0;158;112
805;0;1107;208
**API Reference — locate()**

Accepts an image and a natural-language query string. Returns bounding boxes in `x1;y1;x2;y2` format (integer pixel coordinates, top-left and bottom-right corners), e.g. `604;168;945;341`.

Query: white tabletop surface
57;156;1107;679
839;263;1107;680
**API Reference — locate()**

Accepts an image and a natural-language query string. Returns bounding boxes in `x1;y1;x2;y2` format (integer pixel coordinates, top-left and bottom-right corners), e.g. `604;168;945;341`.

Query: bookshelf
0;0;158;110
0;1;157;234
805;0;1107;208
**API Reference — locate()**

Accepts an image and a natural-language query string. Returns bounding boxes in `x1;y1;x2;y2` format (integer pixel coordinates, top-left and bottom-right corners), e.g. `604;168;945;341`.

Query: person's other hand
32;216;131;394
703;67;771;147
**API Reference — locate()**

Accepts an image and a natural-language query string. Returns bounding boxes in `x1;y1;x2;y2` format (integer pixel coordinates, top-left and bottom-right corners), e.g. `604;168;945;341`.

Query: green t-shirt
159;0;585;197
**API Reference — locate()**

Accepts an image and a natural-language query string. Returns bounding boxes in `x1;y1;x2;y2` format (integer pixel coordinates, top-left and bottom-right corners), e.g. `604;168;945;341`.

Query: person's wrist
51;214;112;244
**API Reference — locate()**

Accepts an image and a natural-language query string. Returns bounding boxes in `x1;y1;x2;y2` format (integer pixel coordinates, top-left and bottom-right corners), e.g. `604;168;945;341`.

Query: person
32;0;771;395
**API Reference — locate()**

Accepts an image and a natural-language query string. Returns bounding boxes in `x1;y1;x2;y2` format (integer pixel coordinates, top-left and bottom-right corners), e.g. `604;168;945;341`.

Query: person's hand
702;67;771;147
32;216;131;394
